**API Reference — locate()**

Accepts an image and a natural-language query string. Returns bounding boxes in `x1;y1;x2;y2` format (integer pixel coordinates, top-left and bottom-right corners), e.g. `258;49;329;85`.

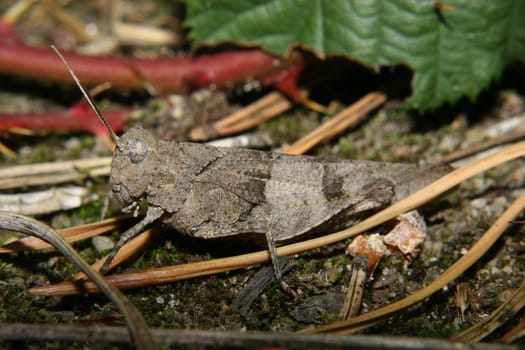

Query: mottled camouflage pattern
103;126;450;275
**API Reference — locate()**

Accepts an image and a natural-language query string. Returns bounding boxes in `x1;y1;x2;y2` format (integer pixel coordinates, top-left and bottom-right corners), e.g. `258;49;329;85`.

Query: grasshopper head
50;46;158;208
110;127;158;206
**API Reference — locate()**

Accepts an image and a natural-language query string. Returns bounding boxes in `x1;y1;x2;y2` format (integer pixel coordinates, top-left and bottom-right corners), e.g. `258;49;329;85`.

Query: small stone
291;293;345;324
91;236;115;252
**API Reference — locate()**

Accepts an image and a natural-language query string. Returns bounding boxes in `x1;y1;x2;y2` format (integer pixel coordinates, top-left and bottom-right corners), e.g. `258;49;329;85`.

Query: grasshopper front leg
100;206;164;274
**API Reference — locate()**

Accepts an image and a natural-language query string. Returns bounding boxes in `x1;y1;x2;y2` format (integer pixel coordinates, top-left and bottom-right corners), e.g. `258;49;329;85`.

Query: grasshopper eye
128;138;148;164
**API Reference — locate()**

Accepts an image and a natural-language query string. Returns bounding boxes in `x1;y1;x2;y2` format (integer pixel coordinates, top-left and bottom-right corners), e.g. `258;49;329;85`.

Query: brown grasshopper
53;47;450;285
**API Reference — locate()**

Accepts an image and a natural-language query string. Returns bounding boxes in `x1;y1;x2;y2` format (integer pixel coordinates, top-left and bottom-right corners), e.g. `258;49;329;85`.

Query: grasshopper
53;47;450;287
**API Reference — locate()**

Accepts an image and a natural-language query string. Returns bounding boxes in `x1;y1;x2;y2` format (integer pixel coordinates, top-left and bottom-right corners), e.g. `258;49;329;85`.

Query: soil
0;1;524;349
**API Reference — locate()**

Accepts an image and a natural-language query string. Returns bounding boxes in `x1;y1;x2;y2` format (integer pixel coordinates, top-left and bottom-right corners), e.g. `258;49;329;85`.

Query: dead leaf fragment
383;211;426;259
346;211;427;269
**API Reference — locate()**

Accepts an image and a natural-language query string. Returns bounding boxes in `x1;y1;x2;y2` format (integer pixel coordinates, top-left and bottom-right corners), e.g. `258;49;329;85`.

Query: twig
283;92;386;155
189;91;292;141
113;22;180;47
502;316;525;343
0;323;520;350
438;127;525;164
338;256;368;320
231;257;292;316
0;215;125;252
454;273;525;342
1;0;37;26
0;212;154;349
0;157;111;190
0;186;92;216
70;227;161;280
309;185;525;334
0;157;111;178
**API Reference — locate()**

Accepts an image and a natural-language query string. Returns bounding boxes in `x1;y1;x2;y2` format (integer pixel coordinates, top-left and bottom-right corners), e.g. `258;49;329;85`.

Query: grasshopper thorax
110;127;158;206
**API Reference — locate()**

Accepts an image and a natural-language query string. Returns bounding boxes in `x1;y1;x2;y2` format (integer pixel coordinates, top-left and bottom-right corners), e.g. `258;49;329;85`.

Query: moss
337;137;357;158
54;259;80;279
437;123;453;134
445;191;462;207
260;108;317;145
70;198;105;221
0;261;14;279
486;169;503;182
136;243;181;270
415;318;455;338
433;242;455;267
21;139;57;163
66;134;96;159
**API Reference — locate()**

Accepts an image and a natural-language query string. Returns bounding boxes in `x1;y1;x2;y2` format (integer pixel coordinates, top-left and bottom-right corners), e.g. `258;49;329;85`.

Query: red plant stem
0;24;306;135
0;106;129;135
0;38;304;95
260;65;306;100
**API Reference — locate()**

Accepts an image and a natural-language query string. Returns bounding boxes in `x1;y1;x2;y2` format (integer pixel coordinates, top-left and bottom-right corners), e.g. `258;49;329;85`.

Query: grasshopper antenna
51;45;120;143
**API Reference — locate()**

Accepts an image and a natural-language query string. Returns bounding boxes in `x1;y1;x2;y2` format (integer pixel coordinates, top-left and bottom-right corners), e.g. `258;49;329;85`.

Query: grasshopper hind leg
265;230;297;299
100;206;164;274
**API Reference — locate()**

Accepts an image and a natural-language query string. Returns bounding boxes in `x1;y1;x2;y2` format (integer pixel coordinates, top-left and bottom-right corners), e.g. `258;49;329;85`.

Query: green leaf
186;0;525;110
